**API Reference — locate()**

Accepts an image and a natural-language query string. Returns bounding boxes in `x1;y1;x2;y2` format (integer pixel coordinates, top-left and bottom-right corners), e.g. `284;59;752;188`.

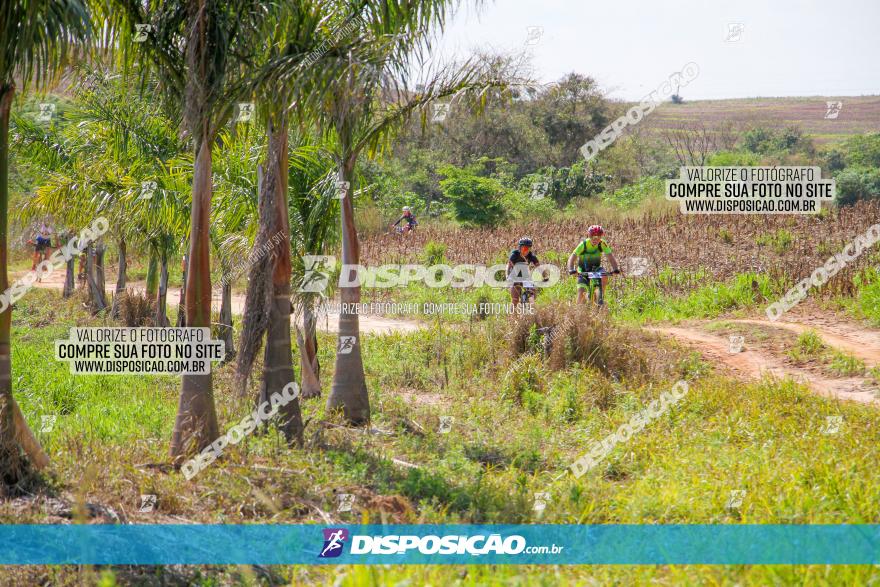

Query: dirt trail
727;318;880;366
19;269;423;335
646;324;879;405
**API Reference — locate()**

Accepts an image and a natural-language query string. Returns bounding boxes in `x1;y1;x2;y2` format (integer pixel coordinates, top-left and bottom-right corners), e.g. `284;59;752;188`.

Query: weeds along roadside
6;284;880;587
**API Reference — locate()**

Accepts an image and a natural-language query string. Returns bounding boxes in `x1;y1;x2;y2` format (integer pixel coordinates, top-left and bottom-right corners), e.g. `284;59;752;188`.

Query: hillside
639;95;880;144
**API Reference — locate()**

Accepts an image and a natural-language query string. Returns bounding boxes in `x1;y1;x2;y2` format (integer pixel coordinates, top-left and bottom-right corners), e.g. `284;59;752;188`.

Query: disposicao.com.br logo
317;528;563;558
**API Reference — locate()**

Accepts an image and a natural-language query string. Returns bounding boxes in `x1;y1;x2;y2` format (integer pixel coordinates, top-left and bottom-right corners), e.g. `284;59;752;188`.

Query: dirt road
20;269;423;335
647;317;880;405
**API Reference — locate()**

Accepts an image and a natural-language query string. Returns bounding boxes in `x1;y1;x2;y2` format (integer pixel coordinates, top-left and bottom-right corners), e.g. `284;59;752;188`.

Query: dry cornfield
362;200;880;296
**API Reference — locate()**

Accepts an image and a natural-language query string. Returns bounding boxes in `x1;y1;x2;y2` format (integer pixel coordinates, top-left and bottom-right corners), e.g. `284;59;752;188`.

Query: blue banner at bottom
0;524;879;565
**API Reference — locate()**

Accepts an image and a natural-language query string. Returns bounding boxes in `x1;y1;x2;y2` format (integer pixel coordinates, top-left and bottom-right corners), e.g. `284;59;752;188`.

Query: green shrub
707;151;761;166
439;165;506;227
834;166;880;206
756;229;794;253
601;176;664;208
421;240;447;266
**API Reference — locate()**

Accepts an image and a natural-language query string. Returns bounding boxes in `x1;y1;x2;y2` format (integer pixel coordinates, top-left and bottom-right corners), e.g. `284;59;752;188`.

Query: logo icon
625;257;650;277
335;180;350;200
40;415;57;433
139;180;157;201
530;181;548;200
138;494;157;513
431;102;450;123
728;335;744;354
825;101;843;120
37;103;55;123
319;528;349;558
337;336;357;355
299;255;335;294
236;103;255;123
525;26;544;46
725;23;744;43
438;415;453;434
133;24;152;43
533;492;550;517
337;493;354;512
725;489;746;510
821;415;843;435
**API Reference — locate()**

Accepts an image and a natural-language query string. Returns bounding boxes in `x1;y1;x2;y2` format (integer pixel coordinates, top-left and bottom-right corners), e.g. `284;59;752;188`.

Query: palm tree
212;126;264;362
232;0;330;444
15;69;187;321
0;0;90;481
315;1;506;423
288;151;340;399
102;0;265;461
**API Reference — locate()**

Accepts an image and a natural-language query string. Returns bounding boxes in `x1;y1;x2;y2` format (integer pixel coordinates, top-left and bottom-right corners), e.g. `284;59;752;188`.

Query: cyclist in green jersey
566;225;620;304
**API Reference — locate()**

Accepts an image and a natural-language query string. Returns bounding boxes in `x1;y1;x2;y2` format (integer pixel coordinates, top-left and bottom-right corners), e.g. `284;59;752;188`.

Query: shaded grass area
2;288;880;584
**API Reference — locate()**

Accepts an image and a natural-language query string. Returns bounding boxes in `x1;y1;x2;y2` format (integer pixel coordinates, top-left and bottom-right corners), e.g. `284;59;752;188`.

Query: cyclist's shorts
35;237;51;252
577;266;603;289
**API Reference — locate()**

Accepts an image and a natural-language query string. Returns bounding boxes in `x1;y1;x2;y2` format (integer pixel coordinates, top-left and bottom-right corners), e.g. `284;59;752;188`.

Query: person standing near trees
28;222;53;277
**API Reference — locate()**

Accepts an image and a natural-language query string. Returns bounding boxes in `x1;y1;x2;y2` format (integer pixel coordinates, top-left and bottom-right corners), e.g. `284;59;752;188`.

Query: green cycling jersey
572;238;612;271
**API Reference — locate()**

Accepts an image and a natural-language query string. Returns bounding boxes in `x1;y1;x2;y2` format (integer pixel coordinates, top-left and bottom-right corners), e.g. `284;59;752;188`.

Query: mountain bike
570;268;619;306
520;280;537;304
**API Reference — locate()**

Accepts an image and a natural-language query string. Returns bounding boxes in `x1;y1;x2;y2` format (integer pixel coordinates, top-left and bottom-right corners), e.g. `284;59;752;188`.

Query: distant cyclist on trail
567;225;620;304
508;237;547;305
391;206;418;234
28;222;53;272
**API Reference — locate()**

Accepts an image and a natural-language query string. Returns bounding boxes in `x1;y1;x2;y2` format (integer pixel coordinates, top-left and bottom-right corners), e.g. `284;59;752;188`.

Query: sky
433;0;880;101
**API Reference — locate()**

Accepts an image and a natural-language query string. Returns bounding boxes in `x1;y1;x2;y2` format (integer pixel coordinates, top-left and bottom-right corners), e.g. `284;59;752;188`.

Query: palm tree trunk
146;251;159;298
326;158;370;424
95;240;107;302
297;300;321;398
85;244;107;314
110;238;127;319
219;270;235;363
170;137;219;461
62;256;75;298
176;255;187;327
155;251;170;327
257;113;302;444
0;84;48;481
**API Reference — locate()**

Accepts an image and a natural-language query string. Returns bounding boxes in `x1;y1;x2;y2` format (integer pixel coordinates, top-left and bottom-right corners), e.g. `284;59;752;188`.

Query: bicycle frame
583;270;608;306
520;280;536;304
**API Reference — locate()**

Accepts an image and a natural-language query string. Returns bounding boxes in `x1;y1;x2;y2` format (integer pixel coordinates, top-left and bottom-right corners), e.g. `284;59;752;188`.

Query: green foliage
834;166;880;206
839;133;880;168
742;126;815;157
521;160;607;206
787;330;865;376
421;240;447;266
755;229;794;253
707;151;761;166
848;266;880;325
615;271;776;323
788;330;826;363
438;164;506;227
501;354;546;408
828;351;865;377
716;228;734;243
602;176;664;208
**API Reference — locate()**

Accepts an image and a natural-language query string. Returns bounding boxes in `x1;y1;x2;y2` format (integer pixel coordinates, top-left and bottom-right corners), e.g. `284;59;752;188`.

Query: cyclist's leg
511;283;522;305
576;274;588;304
